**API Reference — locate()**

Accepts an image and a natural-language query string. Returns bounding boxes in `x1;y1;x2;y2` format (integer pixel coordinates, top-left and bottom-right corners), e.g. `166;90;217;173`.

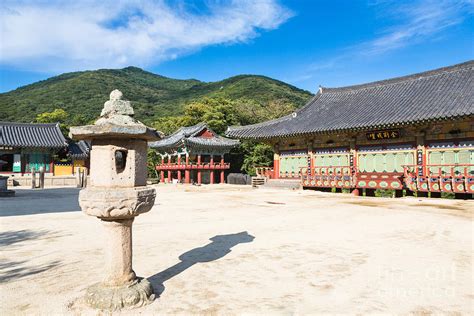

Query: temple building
0;122;90;176
0;122;67;174
150;123;239;184
227;61;474;198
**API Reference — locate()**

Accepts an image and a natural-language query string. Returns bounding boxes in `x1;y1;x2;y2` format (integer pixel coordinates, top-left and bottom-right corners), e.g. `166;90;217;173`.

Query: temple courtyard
0;185;473;315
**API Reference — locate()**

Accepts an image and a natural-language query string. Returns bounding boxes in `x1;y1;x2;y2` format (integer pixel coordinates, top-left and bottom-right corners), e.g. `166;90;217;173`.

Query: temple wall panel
273;119;474;191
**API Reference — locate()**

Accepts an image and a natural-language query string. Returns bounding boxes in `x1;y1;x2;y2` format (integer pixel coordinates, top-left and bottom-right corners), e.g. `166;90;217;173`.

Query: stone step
251;176;266;187
263;179;301;190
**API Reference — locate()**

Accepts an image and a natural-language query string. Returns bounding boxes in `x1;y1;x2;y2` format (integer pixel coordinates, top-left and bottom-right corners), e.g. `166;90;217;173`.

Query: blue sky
0;0;473;93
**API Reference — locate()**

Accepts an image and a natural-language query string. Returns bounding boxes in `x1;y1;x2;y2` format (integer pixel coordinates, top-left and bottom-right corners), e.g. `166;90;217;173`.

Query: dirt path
1;185;472;314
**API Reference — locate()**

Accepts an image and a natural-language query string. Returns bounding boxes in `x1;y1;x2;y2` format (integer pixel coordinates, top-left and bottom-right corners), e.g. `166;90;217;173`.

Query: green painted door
28;153;51;172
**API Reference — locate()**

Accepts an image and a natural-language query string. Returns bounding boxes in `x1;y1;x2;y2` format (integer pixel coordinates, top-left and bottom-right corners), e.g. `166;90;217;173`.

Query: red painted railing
255;167;274;179
298;164;474;194
404;164;474;193
155;163;230;171
301;166;353;188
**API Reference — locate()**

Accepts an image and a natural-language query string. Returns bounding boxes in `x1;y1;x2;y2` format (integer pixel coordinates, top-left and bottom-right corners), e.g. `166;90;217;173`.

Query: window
428;148;474;175
357;151;414;173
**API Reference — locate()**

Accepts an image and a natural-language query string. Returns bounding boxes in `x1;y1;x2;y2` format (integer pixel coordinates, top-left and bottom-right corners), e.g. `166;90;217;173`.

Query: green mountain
0;66;312;125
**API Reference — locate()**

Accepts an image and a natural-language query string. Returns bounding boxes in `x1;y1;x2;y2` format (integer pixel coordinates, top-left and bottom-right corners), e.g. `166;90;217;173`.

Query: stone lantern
70;90;162;310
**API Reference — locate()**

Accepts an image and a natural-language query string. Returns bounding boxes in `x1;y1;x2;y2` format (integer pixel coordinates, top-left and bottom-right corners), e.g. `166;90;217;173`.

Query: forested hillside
0;67;312;125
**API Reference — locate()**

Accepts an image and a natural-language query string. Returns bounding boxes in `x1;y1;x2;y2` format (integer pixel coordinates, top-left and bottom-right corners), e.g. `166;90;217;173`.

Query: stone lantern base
78;186;157;310
0;176;15;197
78;187;156;219
85;278;154;310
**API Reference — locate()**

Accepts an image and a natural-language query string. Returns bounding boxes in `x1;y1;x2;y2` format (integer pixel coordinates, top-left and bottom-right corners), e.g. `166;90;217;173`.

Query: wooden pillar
349;137;358;191
273;151;280;179
210;155;214;184
220;154;225;184
184;153;190;184
160;170;164;183
167;155;171;183
416;132;426;179
197;154;202;184
177;154;182;183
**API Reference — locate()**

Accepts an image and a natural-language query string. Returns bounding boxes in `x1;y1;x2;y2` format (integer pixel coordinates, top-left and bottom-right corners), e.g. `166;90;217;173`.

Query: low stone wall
7;175;88;187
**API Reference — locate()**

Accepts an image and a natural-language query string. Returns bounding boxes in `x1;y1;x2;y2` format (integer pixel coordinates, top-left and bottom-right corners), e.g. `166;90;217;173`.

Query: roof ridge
0;121;60;127
322;60;474;93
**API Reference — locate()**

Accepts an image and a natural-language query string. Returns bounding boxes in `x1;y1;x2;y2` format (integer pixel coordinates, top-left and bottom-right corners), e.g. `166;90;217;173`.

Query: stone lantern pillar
70;90;162;310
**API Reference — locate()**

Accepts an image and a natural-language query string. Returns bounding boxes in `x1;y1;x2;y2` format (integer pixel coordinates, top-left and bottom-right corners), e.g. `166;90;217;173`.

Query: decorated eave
226;60;474;140
184;134;240;150
149;123;240;152
0;122;67;150
67;140;91;160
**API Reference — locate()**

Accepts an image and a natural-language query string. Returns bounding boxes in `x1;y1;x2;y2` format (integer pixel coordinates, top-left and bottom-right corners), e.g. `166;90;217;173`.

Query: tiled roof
226;61;474;139
185;135;240;149
149;123;239;151
67;140;90;159
0;122;67;149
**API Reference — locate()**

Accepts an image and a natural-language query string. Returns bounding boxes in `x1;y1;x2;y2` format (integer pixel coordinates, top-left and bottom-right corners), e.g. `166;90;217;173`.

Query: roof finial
318;85;323;94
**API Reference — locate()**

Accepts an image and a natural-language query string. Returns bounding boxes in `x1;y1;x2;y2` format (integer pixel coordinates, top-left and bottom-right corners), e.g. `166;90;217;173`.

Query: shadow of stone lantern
69;89;162;310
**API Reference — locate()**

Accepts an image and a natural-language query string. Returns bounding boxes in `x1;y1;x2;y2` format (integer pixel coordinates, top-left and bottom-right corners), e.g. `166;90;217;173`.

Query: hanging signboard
366;129;400;141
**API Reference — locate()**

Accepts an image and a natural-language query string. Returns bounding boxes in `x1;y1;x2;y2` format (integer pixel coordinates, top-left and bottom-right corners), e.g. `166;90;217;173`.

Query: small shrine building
150;123;239;184
0;122;90;176
226;61;474;198
0;122;67;174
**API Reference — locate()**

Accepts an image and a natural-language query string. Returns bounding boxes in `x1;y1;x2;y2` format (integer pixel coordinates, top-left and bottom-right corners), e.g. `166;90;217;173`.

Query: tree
35;108;68;123
240;141;274;176
35;108;69;135
154;97;240;136
233;98;296;125
152;116;185;135
183;97;239;134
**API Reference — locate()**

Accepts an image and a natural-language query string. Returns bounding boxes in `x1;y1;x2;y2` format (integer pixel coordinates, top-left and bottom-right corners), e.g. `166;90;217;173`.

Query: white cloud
0;0;292;72
363;0;473;55
290;0;472;85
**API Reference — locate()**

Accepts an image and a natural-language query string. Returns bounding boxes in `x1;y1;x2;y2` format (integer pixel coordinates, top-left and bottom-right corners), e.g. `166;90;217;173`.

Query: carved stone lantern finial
69;90;162;310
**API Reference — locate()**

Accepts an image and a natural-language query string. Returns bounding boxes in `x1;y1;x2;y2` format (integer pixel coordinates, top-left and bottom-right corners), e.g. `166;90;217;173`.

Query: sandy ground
0;185;473;315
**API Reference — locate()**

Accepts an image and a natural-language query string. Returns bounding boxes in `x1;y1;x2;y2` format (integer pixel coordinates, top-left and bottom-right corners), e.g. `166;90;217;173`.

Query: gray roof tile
67;140;90;159
0;122;67;149
226;61;474;139
149;123;239;151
